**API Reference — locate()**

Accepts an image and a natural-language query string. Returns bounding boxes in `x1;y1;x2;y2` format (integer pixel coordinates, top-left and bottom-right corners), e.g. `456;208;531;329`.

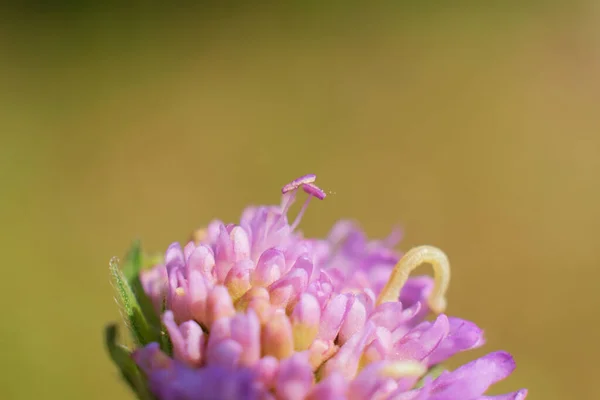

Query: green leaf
414;364;446;389
110;256;160;346
104;324;155;400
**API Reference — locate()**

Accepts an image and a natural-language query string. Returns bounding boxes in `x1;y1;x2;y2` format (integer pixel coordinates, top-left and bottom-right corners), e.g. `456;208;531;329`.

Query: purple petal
393;314;450;361
224;260;253;302
399;276;434;320
369;302;406;331
205;285;235;327
253;248;285;287
187;269;208;323
318;293;350;341
291;293;322;350
284;241;312;274
430;351;517;399
194;366;262;400
338;294;368;344
165;242;185;272
187;244;216;283
276;353;314;400
350;362;401;399
478;389;528;400
230;226;251;261
254;356;279;389
167;268;191;323
306;272;335;309
326;220;359;245
214;224;234;281
206;338;242;369
182;241;196;261
427;317;485;366
268;268;309;310
132;342;171;376
206;316;231;350
323;322;376;379
261;311;294;359
229;310;261;366
293;255;317;283
307;372;348;400
140;265;167;314
292;293;321;327
162;311;205;367
361;326;392;364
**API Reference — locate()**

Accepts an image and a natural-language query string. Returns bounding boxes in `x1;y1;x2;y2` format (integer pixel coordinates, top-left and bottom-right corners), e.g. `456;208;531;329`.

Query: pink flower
108;174;525;400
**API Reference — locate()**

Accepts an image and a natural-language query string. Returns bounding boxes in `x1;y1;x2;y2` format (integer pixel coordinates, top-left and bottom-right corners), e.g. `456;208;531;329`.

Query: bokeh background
2;2;599;399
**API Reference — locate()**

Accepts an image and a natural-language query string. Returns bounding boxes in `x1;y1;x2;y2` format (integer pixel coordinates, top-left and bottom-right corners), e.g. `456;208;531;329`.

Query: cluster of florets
108;174;527;400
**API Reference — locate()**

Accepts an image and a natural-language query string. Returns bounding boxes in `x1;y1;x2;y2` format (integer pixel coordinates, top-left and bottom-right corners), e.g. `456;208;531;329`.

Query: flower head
107;174;527;400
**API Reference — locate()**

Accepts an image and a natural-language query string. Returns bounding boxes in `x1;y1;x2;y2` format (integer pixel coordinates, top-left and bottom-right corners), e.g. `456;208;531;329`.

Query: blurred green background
2;2;599;399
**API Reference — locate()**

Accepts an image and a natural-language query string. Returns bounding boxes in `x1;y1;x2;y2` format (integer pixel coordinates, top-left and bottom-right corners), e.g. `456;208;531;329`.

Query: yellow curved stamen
376;245;450;314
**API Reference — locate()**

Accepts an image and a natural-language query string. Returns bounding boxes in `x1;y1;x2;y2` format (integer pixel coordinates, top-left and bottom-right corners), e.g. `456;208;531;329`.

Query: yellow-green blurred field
1;3;599;399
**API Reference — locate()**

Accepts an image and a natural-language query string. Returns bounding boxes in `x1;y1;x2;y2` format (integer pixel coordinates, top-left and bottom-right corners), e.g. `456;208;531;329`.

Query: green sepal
104;324;155;400
159;296;173;356
414;364;446;389
143;253;165;270
122;239;143;282
131;276;162;329
110;256;160;346
121;241;162;329
122;238;164;273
